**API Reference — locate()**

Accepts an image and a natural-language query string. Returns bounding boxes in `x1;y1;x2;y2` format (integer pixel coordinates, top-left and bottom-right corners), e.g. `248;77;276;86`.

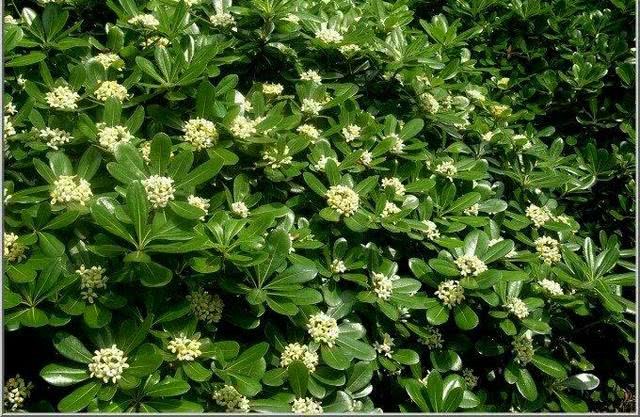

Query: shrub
2;0;636;413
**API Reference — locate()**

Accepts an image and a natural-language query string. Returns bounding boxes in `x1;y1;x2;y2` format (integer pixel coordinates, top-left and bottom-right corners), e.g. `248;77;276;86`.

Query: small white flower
313;155;336;172
381;201;401;218
526;204;553;228
371;272;394;300
539;278;563;296
4;102;17;115
422;220;440;240
373;333;395;358
301;98;323;115
481;131;495;142
88;345;129;383
76;265;107;303
94;81;129;102
97;123;133;152
534;236;561;265
419;92;440;113
466;88;485;102
3;233;27;262
342;124;361;143
128;14;159;28
3;375;32;411
168;334;202;361
38;127;73;150
435;161;457;179
300;70;322;84
280;343;319;372
326;185;359;217
231;201;250;218
51;176;93;206
464;203;480;216
141;36;170;48
315;28;343;44
435;280;465;308
183;118;218;150
455;255;487;277
504;297;529;319
4;15;18;25
142;176;175;209
339;44;361;55
262;145;293;169
94;53;121;70
262;83;284;97
381;177;405;197
291;397;323;414
421;325;443;349
3;116;16;138
188;195;210;220
187;289;224;324
307;312;339;347
330;259;346;274
46;86;80;110
296;124;321;141
209;12;236;29
230;115;263;139
360;150;373;166
213;385;250;413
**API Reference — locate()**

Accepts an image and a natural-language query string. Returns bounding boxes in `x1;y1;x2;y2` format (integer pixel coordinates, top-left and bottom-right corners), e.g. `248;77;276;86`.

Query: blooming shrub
2;0;636;413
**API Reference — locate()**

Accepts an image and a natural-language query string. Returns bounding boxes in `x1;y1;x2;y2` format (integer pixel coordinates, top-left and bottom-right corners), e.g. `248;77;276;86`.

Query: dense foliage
2;0;636;413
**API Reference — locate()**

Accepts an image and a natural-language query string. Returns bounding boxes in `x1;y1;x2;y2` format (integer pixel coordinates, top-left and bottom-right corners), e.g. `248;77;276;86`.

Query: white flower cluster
4;233;27;262
296;124;321;141
280;343;319;372
371;272;394;300
381;177;405;197
360;150;373;166
455;255;487;277
300;70;322;84
262;145;293;169
187;289;224;324
462;368;478;389
262;83;284;97
331;259;346;274
342;124;361;142
534;236;562;265
504;297;529;319
291;397;323;414
435;280;465;308
539;278;563;296
466;87;486;102
315;28;343;44
94;53;121;70
141;36;170;48
435;161;457;179
301;98;324;115
3;375;32;411
230;115;263;139
46;86;80;110
213;385;250;413
4;15;18;25
76;265;107;303
128;14;159;28
313;155;336;171
422;220;440;240
95;81;129;102
307;312;339;347
373;333;395;358
421;325;443;349
210;13;236;28
188;195;210;220
88;345;129;383
388;134;405;154
142;176;175;209
183;118;218;150
419;92;440;113
481;131;495;142
140;141;152;163
381;201;401;218
512;335;534;364
50;175;93;206
231;201;250;218
38;127;73;150
463;203;480;216
3;116;16;138
326;185;359;217
525;204;553;227
97;123;133;152
168;334;202;361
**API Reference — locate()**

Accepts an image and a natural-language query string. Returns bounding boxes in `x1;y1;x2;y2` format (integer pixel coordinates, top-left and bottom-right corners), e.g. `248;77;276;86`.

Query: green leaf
561;373;600;391
426;304;450;325
40;364;90;387
127;182;149;243
336;336;376;361
137;262;173;287
175;157;223;190
453;304;478;330
321;345;350;370
345;361;373;393
146;378;191;398
53;333;93;364
57;381;100;412
532;354;568;379
287;361;309;396
515;368;538;401
182;362;213;382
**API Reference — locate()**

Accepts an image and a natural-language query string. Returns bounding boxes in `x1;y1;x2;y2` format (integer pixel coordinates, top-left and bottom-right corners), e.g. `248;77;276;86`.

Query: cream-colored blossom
435;161;457;179
301;98;323;115
76;265;107;303
339;44;361;55
360;150;373;166
262;83;284;97
371;272;393;300
307;312;339;347
435;280;465;308
421;325;443;349
94;53;121;70
464;203;480;216
342;124;361;142
315;28;343;44
526;204;553;228
230;115;263;139
97;123;133;152
381;201;401;218
326;185;359;217
210;12;236;28
373;333;395;358
262;145;293;169
3;375;32;411
534;236;561;265
231;201;250;218
505;297;529;319
4;233;26;262
128;14;159;28
94;81;129;102
51;176;93;206
280;343;319;372
168;334;202;361
213;385;250;413
455;255;487;277
292;397;323;414
296;124;321;141
46;86;80;110
183;118;218;150
330;259;346;274
88;345;129;383
422;220;440;240
419;92;440;113
188;195;210;220
539;278;563;296
300;70;322;84
142;176;175;208
381;177;405;197
38;127;73;150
